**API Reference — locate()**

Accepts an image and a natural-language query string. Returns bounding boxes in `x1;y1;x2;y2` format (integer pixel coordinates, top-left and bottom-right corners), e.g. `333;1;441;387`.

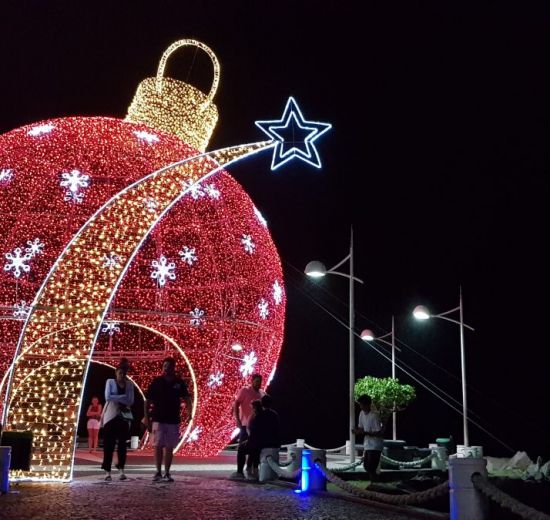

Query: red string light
0;116;285;468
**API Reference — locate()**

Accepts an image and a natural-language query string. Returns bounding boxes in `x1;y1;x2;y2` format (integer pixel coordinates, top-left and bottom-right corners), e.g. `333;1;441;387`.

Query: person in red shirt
230;373;264;479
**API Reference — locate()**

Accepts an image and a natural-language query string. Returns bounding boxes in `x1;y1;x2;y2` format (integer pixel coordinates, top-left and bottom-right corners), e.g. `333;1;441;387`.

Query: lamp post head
413;305;431;320
360;329;374;342
305;260;327;278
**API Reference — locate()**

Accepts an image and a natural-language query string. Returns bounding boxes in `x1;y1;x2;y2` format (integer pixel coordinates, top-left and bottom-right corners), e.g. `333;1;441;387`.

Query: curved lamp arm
434;314;475;331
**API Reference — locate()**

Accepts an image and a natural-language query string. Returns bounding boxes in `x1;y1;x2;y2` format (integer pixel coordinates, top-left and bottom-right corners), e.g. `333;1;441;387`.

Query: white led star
273;280;283;305
181;180;205;200
179;246;197;266
13;300;31;320
151;256;176;287
204;184;221;199
4;247;32;278
27;123;55;136
241;234;256;254
102;252;120;270
101;321;121;336
253;206;267;227
207;372;224;388
133;130;159;144
0;168;13;183
25;238;45;257
239;351;258;377
255;97;331;170
189;307;205;327
258;298;269;320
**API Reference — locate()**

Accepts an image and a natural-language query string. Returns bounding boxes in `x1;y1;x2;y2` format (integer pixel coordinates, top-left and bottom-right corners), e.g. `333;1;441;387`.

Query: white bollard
130;436;139;450
0;446;11;494
449;457;488;520
259;447;280;483
288;446;304;475
429;443;448;470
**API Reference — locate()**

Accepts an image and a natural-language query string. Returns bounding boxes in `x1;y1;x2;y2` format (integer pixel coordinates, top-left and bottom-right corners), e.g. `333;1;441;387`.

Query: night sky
1;2;549;459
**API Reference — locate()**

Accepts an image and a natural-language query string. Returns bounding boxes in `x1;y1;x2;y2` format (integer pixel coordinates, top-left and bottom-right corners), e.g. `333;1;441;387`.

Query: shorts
152;422;180;449
87;419;100;430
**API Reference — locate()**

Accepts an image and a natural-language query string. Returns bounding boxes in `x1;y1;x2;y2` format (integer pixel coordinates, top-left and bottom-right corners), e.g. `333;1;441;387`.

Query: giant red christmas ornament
0;40;285;480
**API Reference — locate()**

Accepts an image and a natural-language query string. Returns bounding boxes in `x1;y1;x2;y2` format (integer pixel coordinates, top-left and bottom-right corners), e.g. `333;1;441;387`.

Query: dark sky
1;1;549;458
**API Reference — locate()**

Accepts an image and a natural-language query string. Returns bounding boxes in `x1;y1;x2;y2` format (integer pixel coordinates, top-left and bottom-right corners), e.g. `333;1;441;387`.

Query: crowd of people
86;362;383;483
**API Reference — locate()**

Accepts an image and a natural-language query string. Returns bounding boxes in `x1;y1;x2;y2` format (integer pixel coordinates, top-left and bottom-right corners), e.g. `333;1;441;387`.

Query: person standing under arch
100;361;135;481
143;357;192;483
86;396;102;452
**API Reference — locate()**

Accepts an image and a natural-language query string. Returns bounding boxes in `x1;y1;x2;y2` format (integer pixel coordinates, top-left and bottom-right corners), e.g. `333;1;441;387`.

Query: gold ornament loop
126;38;220;151
155;39;220;110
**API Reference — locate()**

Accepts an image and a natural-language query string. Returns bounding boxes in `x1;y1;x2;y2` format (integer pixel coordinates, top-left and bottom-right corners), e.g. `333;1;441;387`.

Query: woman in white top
86;396;102;452
100;362;134;481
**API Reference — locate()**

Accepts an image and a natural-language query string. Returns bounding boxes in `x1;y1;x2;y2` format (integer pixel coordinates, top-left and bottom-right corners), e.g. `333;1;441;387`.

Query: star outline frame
255;97;332;171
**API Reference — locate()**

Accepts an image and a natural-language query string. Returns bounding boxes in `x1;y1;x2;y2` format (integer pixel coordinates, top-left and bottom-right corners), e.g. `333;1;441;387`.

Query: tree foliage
354;376;416;417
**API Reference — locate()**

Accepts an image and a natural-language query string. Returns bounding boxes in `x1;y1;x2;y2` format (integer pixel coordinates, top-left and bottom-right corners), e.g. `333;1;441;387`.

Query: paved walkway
0;449;446;520
1;473;422;520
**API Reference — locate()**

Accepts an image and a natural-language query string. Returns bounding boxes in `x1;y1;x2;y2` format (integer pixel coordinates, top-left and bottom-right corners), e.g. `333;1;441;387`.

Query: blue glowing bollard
0;446;11;494
294;448;326;494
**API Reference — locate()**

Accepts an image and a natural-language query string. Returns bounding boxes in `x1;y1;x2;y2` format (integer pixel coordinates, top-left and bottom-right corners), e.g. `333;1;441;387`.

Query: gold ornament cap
126;39;220;151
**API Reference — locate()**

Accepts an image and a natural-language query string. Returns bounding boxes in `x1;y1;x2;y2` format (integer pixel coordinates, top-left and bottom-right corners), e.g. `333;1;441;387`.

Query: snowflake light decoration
65;191;84;203
27;123;55;136
178;246;197;266
25;238;45;257
143;197;159;214
102;252;120;270
0;168;13;183
204;184;220;199
207;372;224;388
186;426;202;443
240;351;258;377
101;321;121;336
133;130;159;144
273;280;283;305
258;298;269;319
4;247;32;278
253;206;267;227
60;169;90;203
241;234;256;254
181;180;205;200
13;300;31;320
150;256;176;287
189;307;205;327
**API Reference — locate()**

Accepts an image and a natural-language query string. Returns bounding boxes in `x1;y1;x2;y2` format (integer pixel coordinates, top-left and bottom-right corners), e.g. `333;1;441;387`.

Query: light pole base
449;457;488;520
456;445;483;458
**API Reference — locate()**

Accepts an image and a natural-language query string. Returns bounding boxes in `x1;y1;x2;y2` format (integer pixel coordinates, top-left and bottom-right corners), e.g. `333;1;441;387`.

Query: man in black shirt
246;394;280;477
144;357;192;482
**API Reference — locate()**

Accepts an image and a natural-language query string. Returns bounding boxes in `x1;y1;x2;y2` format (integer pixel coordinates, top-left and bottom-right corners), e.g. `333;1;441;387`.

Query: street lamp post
305;228;364;463
360;316;402;441
412;288;474;447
